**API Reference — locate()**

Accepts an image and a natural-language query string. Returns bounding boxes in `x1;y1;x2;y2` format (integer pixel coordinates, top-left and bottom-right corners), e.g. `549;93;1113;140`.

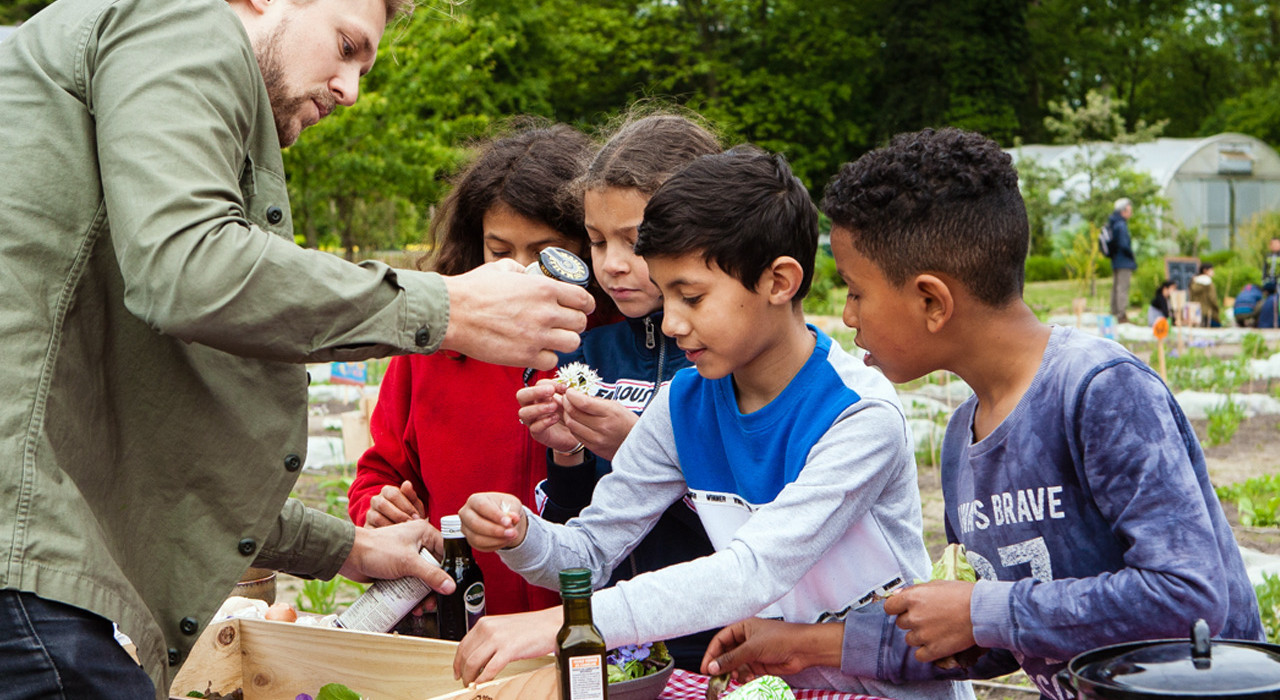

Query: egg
264;602;298;622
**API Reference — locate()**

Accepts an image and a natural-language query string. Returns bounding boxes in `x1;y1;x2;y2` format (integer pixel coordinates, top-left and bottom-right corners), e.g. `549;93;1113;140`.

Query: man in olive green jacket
0;0;594;696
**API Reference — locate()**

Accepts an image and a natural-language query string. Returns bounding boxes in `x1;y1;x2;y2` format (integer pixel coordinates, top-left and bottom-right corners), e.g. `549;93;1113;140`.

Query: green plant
803;246;844;316
296;576;368;614
1205;395;1245;447
1025;255;1068;282
1256;572;1280;644
1242;332;1271;360
1217;473;1280;527
318;475;355;518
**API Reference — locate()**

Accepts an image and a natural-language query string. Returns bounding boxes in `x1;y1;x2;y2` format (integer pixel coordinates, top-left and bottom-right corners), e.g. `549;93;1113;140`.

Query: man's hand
459;492;527;552
702;618;843;682
453;607;562;685
882;580;977;664
516;381;579;454
365;480;426;528
561;389;639;461
337;519;452;594
441;261;594;370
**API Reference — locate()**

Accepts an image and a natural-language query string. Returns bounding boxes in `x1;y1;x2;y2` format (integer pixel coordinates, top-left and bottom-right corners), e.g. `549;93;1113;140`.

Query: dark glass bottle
556;568;608;700
436;514;485;641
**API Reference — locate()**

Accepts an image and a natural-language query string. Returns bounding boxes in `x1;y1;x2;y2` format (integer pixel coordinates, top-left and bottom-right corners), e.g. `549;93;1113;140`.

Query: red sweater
347;351;561;614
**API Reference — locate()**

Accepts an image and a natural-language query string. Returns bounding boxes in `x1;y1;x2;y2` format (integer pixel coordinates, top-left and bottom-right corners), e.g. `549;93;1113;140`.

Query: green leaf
316;683;363;700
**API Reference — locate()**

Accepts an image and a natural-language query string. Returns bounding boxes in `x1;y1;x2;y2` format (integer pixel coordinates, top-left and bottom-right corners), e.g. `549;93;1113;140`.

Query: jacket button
266;205;284;225
180;617;199;635
238;538;256;556
284;454;302;472
168;648;180;666
414;327;431;347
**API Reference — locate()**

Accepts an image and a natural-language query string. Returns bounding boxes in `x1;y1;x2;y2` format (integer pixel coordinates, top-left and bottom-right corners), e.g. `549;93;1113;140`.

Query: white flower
554;362;602;395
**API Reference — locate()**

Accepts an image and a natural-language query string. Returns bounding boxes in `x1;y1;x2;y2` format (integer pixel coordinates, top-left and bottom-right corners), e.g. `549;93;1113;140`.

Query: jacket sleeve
255;499;354;580
969;360;1237;660
1115;219;1134;260
87;0;448;362
348;356;426;525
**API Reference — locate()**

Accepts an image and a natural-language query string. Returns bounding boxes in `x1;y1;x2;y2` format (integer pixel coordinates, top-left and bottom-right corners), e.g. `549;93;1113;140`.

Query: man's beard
256;20;331;147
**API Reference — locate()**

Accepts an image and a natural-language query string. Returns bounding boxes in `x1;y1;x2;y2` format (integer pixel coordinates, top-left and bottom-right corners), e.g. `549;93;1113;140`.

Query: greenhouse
1012;133;1280;251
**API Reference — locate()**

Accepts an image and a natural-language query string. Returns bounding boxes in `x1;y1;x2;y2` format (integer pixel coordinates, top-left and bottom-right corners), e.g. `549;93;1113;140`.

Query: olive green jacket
0;0;448;694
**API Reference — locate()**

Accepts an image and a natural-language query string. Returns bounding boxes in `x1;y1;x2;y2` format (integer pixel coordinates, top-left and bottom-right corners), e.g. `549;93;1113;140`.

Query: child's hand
561;389;640;461
459;492;528;552
453;607;562;685
516;380;580;454
364;480;426;528
882;580;978;664
702;618;843;682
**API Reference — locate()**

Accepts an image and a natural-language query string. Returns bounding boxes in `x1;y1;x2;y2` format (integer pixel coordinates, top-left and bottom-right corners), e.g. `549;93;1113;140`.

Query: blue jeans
0;590;155;699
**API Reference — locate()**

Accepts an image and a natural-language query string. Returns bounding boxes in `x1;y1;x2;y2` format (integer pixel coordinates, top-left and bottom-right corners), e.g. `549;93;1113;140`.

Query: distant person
1260;281;1279;329
1265;237;1280;289
1189;262;1222;327
1148;279;1175;326
698;128;1262;700
1106;198;1136;322
1234;282;1264;327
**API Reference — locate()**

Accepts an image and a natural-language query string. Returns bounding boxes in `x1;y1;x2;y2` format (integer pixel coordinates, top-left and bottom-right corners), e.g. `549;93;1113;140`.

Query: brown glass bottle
436;515;485;641
556;568;607;700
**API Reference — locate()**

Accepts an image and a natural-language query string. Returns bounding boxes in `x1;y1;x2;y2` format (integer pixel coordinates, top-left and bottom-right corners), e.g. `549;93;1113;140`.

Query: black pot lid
1075;620;1280;694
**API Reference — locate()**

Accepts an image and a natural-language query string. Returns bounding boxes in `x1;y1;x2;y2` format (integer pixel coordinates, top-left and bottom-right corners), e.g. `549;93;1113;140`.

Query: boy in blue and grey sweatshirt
453;147;971;700
701;128;1263;700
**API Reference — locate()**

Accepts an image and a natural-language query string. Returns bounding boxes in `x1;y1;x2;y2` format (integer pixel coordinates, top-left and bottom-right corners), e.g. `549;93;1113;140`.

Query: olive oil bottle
436;514;485;641
556;568;607;700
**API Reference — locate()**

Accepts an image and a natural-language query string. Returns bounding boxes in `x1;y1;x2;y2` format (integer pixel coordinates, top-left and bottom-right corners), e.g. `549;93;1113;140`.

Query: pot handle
1191;618;1211;661
1056;668;1076;694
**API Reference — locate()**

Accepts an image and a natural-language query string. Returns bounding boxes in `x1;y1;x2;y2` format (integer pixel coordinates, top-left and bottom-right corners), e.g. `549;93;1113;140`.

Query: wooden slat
170;618;554;700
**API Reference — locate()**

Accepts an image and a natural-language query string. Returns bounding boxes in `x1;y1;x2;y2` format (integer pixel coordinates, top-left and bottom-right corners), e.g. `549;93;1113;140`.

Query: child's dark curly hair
821;128;1029;307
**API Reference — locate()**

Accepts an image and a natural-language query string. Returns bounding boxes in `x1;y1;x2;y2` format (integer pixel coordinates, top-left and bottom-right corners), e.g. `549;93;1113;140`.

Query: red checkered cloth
659;669;882;700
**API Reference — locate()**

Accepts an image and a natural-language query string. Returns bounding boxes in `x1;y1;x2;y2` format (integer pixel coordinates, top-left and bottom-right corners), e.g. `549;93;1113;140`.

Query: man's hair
821;127;1029;307
426;121;593;276
1114;197;1132;212
576;111;721;197
636;146;819;298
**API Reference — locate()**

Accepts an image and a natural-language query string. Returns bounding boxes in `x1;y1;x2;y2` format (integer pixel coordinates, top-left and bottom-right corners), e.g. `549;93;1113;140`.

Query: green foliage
1217;474;1280;528
803;247;843;316
1237;211;1280;272
1242;333;1271;360
1025;255;1069;282
1256;573;1280;644
316;682;364;700
295;576;367;615
1204;395;1245;447
1165;349;1252;394
317;475;355;518
1062;226;1104;299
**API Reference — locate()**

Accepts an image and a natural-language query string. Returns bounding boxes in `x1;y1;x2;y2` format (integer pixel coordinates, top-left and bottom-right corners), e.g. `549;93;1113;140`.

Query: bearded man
0;0;593;696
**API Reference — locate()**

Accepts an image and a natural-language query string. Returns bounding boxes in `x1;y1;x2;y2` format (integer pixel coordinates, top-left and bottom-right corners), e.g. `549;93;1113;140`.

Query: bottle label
464;581;485;629
567;655;605;700
333;548;439;632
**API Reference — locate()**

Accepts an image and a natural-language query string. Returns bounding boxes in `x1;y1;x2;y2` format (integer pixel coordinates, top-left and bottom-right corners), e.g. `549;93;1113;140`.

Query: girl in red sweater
346;123;610;617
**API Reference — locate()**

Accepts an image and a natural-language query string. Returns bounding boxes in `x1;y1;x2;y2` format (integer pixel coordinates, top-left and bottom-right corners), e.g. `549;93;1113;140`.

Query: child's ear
914;274;954;332
763;256;804;305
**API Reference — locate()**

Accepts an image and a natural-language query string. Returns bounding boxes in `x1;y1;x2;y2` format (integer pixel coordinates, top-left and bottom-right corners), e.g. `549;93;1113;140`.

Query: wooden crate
170;617;556;700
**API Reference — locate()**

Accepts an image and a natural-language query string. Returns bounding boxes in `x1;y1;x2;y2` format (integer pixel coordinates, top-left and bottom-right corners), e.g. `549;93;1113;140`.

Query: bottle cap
559;567;593;597
524;247;590;287
441;515;463;537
